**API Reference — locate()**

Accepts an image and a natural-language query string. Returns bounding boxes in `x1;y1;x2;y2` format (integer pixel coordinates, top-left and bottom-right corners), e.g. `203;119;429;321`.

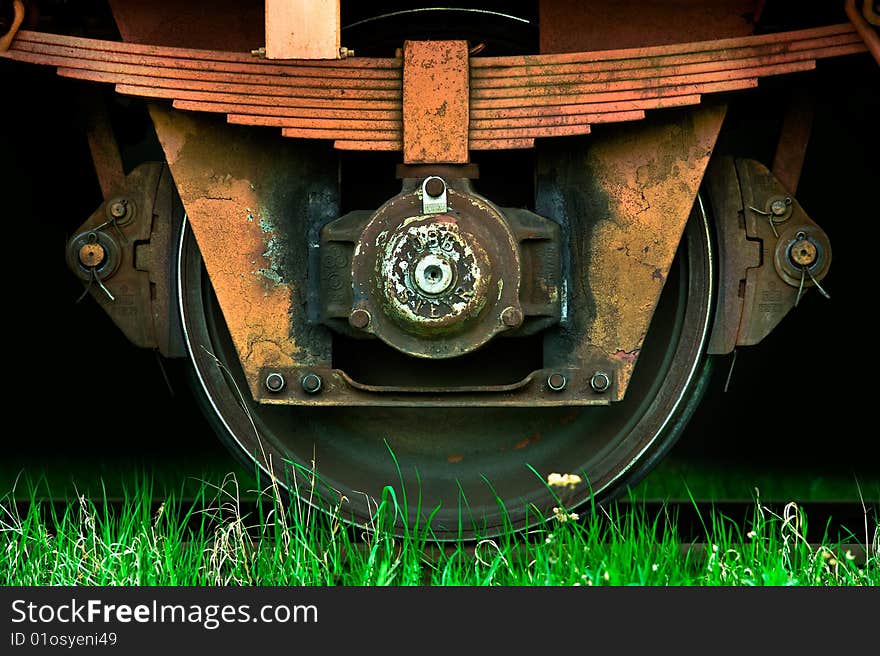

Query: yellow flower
547;473;583;489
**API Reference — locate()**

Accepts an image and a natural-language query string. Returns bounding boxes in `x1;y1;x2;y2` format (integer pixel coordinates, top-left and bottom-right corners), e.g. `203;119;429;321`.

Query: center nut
350;180;523;359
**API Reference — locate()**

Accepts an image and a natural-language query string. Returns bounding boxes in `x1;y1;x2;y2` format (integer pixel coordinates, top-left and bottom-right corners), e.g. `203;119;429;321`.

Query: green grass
3;453;876;503
1;472;876;586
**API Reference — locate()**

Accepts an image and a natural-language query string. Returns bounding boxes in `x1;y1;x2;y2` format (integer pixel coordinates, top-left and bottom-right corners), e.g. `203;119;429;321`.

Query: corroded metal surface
0;0;24;52
708;158;832;349
537;104;727;400
342;182;523;359
706;157;761;355
66;163;182;354
402;40;469;163
467;23;866;149
0;25;867;157
740;163;831;339
254;364;615;407
149;106;338;396
771;88;814;194
80;90;126;199
265;0;340;60
319;176;568;363
847;0;880;64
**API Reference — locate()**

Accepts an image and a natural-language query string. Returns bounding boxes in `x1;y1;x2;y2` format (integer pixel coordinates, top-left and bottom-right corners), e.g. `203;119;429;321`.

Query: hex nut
501;306;524;328
265;372;286;393
349;308;371;330
301;373;323;394
590;372;611;393
425;177;445;198
547;373;567;392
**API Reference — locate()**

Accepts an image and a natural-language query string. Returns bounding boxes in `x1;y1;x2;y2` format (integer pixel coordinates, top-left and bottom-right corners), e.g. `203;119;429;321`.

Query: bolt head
590;372;611;393
547;373;567;391
109;200;128;219
501;306;524;328
770;199;789;217
349;308;371;330
78;242;106;268
301;373;323;394
424;177;445;198
265;372;286;393
789;238;818;268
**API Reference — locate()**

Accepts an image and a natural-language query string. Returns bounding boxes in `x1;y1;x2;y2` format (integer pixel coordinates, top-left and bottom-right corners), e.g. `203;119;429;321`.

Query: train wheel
178;186;715;538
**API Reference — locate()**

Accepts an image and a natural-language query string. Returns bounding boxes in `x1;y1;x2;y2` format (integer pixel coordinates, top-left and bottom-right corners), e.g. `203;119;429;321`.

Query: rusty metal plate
80;89;126;199
254;365;613;407
735;159;831;346
707;158;832;352
537;103;727;400
265;0;340;60
149;106;339;398
402;40;469;164
705;156;761;355
155;104;724;406
771;87;815;194
66;162;182;354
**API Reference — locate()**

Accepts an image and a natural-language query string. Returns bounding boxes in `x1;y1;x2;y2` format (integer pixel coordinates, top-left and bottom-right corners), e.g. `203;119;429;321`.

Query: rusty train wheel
178;189;714;538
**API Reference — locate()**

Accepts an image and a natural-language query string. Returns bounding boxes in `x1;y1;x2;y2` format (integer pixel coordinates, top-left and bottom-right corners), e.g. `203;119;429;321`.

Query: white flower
747;530;757;539
552;506;580;523
651;563;659;572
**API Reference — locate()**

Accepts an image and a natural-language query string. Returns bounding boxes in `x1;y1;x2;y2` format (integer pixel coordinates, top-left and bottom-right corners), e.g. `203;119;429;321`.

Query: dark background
1;8;878;496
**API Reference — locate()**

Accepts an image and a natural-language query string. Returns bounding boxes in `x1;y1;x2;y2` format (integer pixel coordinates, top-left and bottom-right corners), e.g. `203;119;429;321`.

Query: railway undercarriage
2;0;876;536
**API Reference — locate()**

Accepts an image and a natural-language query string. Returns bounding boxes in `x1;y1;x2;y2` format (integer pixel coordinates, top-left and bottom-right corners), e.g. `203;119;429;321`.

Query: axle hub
379;218;490;335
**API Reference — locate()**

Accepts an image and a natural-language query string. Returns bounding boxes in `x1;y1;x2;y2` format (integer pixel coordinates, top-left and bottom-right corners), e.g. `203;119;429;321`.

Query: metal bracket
66;163;186;357
707;158;832;353
0;0;24;52
420;176;448;214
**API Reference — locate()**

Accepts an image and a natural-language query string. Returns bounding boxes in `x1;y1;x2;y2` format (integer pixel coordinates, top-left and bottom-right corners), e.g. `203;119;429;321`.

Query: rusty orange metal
734;160;832;347
708;157;833;353
0;0;24;52
0;24;867;158
705;157;761;355
771;88;814;194
80;90;126;198
847;0;880;64
402;40;470;164
149;107;312;397
265;0;340;60
65;163;180;353
569;104;727;399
